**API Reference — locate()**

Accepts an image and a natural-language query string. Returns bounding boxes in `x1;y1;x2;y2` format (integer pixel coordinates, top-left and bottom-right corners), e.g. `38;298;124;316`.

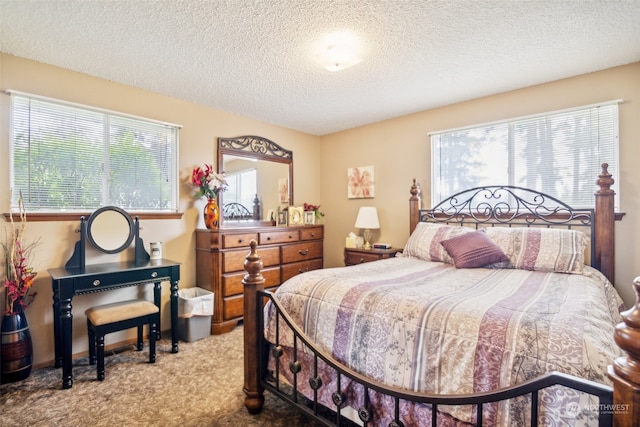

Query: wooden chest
195;225;324;334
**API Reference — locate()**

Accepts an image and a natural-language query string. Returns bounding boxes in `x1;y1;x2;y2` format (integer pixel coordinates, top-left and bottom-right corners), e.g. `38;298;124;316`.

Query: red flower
190;164;228;200
302;203;324;218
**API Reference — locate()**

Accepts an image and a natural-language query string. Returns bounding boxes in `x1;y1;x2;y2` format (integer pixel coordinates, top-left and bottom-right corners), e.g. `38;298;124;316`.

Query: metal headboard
419;185;595;266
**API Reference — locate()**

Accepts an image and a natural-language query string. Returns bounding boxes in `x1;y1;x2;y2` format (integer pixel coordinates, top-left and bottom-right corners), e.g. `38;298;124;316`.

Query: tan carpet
0;326;323;426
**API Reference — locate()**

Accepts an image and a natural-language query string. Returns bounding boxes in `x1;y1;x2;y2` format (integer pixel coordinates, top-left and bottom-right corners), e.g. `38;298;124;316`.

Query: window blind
431;101;620;208
9;93;179;211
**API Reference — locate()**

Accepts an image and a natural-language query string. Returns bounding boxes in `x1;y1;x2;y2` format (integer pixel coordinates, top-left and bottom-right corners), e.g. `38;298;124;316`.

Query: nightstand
344;247;401;266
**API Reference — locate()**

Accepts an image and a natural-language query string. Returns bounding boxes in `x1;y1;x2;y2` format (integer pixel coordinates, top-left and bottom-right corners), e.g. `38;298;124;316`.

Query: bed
241;164;640;426
223;202;255;221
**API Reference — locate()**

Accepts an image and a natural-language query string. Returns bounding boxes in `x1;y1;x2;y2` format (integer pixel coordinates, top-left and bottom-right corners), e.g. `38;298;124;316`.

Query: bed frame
242;163;640;426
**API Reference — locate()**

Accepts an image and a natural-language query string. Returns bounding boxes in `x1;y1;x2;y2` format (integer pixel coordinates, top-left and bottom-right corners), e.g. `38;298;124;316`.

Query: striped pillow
484;227;588;274
402;223;474;264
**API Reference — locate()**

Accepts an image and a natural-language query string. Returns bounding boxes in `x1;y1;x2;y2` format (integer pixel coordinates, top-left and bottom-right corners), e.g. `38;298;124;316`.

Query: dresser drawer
300;226;323;241
222;267;280;297
222;246;280;273
223;295;243;319
344;247;401;266
281;259;323;282
345;251;384;265
222;233;258;249
260;229;299;245
281;241;323;264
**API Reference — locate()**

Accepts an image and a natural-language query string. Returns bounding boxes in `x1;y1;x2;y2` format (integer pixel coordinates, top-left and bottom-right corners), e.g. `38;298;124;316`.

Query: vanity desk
49;259;180;389
51;205;180;389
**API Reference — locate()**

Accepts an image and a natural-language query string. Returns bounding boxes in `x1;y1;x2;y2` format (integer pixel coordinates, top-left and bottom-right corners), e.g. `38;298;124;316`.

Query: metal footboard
258;290;614;427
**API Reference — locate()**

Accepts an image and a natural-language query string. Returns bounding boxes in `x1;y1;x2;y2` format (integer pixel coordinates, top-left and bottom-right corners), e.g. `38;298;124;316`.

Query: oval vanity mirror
86;206;135;253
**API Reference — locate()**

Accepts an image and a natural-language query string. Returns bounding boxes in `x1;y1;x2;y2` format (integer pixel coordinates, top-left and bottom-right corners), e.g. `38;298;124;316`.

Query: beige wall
0;54;321;368
320;62;640;308
2;53;639;369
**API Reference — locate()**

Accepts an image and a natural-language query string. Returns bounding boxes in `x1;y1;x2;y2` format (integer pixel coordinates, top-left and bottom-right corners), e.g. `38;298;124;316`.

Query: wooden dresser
195;225;323;334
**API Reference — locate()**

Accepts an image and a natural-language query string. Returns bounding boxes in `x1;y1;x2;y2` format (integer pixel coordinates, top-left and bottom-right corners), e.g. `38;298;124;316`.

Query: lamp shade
355;207;380;229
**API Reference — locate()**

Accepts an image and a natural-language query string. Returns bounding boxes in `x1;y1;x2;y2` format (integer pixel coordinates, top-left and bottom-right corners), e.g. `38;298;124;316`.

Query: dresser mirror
217;135;293;226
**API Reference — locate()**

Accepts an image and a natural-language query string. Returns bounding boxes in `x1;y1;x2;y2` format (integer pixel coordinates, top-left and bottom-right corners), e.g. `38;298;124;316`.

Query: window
431;101;620;208
225;169;257;210
9;91;180;212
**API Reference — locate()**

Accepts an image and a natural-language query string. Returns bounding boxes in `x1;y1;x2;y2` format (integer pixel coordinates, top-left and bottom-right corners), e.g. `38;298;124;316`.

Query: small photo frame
277;211;288;227
304;211;315;225
288;206;304;226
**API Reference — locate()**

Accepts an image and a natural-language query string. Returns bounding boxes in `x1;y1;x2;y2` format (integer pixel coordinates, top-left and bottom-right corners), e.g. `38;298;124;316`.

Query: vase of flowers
203;198;220;229
2;193;38;383
303;203;325;223
191;164;227;229
1;309;33;383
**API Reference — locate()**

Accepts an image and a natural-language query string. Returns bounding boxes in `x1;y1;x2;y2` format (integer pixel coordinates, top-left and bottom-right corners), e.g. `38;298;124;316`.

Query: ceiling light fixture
313;31;362;72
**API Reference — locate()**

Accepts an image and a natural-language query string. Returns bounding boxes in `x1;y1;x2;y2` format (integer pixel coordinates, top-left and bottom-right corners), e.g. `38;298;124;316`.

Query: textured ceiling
1;1;639;136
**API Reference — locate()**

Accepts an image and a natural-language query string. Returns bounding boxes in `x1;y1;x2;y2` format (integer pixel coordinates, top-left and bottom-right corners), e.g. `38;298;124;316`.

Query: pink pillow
441;230;509;268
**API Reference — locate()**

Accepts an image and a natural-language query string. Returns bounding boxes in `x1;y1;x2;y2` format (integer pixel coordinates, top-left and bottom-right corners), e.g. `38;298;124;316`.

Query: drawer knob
359;258;364;263
289;235;294;239
93;280;101;287
298;249;309;256
267;236;272;241
151;272;158;278
310;233;316;237
238;239;244;243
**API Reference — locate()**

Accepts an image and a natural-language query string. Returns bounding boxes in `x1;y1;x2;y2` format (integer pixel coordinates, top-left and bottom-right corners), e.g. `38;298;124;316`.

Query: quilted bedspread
264;255;624;426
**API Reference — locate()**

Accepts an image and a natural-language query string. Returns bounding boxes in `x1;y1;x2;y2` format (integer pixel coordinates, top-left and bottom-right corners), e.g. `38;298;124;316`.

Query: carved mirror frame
217;135;293;226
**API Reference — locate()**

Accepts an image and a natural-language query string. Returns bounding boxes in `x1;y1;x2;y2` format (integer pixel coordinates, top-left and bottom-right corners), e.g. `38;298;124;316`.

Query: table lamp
355;207;380;250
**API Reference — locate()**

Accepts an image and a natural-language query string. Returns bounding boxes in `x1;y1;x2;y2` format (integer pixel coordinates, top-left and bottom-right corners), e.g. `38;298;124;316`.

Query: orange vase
203;197;220;229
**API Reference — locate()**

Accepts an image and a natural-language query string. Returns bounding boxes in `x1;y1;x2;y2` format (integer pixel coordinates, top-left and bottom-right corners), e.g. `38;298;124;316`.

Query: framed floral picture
303;211;315;225
288;206;304;226
347;165;375;199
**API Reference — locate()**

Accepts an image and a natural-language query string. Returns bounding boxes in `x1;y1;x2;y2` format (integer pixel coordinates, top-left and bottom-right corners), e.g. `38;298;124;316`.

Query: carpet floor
0;326;324;426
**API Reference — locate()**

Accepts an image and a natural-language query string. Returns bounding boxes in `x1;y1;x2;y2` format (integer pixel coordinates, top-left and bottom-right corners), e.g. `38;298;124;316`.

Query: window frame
430;100;621;209
7;90;181;215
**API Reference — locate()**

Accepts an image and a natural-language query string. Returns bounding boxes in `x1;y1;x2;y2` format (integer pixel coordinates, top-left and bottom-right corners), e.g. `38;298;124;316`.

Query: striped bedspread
264;255;624;425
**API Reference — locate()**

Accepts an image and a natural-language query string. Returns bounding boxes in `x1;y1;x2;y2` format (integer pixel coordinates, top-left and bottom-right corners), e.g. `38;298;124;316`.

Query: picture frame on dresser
303;211;315;225
276;211;288;227
288;206;304;226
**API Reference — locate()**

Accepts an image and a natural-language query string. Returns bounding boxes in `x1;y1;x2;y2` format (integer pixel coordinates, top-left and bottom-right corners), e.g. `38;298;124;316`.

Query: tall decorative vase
1;309;33;383
204;197;220;229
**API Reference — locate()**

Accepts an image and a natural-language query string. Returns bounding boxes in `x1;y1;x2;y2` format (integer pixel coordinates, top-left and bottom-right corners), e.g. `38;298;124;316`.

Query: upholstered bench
85;299;159;381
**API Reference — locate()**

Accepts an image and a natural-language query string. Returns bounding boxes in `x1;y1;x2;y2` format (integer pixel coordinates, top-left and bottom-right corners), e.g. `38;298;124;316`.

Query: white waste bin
177;287;214;342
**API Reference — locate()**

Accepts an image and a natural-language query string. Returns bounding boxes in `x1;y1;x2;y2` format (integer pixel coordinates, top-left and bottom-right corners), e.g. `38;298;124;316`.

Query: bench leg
88;320;96;365
136;325;144;351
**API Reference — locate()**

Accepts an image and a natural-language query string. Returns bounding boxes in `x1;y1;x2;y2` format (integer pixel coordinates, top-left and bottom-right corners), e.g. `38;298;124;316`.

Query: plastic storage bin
177;287;214;342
